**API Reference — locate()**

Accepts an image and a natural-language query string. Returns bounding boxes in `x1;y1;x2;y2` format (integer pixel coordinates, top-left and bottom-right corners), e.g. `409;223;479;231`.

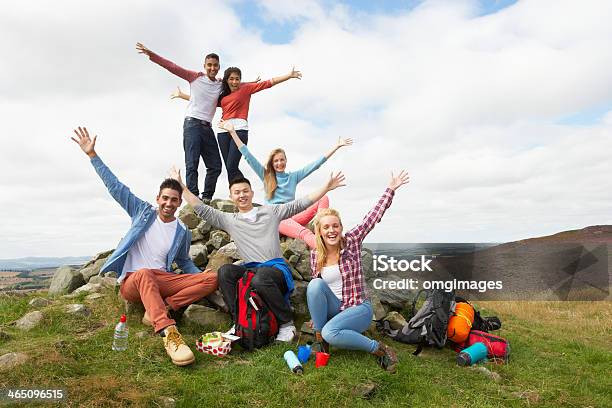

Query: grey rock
157;396;176;408
48;266;85;295
0;352;29;372
290;281;309;316
135;331;148;339
28;297;51;308
16;311;44;330
299;321;314;335
73;282;103;294
474;366;502;382
288;254;299;266
184;304;230;328
179;206;200;229
190;228;205;243
214;200;236;213
189;243;208;267
361;248;375;280
206;230;231;250
370;295;388;321
104;271;118;279
197;219;212;236
85;293;105;301
352;382;377;399
282;238;308;259
217;242;240;260
371;273;416;309
80;249;113;269
205;253;233;273
289;265;303;281
123;298;145;316
65;304;91;317
88;275;117;288
383;311;407;330
294;256;312;281
79;258;106;282
0;330;13;341
205;290;227;312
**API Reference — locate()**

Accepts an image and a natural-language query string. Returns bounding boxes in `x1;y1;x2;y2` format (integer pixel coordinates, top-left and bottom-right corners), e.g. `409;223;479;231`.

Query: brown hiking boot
373;342;398;373
162;326;195;366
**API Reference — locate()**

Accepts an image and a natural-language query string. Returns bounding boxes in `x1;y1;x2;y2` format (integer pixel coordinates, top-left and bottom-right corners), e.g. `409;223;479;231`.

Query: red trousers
120;268;218;332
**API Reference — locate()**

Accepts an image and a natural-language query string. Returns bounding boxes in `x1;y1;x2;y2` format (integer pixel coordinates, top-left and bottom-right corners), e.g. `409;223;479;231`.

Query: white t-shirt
187;76;223;122
238;207;258;222
217;118;249;132
321;264;343;300
120;216;178;283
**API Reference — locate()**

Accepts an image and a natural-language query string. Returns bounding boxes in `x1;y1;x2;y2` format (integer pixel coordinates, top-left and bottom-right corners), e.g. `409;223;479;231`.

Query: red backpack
455;330;510;363
235;271;279;350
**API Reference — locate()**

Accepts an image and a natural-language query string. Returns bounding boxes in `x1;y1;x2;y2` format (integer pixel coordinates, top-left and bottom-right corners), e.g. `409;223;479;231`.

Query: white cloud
1;0;611;258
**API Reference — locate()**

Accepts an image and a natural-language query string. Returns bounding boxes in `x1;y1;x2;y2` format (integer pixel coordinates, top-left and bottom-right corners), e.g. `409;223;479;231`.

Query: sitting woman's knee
321;324;338;344
307;278;325;295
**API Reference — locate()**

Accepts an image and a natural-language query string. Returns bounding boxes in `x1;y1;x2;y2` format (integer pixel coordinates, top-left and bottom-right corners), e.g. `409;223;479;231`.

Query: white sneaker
276;324;297;343
224;325;236;336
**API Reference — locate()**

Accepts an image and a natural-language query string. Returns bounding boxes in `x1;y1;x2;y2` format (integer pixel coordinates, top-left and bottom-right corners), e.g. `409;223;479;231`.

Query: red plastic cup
315;352;330;368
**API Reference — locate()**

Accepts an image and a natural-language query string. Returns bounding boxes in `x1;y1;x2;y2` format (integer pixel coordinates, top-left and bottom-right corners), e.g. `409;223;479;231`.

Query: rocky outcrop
48;266;85;295
15;311;44;330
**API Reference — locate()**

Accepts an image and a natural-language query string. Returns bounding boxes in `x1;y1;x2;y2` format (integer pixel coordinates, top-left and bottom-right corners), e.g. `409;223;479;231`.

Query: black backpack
455;296;502;332
234;271;279;351
379;289;455;355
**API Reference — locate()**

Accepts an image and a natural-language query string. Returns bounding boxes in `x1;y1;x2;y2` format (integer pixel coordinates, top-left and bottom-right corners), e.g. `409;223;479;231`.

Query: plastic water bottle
112;314;129;351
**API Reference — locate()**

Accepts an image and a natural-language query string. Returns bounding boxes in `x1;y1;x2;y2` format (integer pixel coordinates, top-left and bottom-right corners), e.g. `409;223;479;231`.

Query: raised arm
136;42;200;83
170;86;191;101
324;137;353;159
169;166;229;229
347;170;410;243
218;120;245;148
270;67;302;86
71;127;148;217
273;171;346;220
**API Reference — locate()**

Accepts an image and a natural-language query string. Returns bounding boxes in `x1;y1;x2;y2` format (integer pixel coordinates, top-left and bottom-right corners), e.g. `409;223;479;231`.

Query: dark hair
159;178;183;196
218;67;242;105
204;53;219;62
229;176;251;190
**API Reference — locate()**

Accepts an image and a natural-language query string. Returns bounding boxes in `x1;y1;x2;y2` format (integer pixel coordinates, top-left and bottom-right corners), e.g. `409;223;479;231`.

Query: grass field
0;289;610;407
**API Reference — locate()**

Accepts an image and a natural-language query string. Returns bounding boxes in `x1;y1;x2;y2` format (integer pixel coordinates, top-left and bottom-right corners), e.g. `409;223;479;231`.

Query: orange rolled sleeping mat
447;302;475;343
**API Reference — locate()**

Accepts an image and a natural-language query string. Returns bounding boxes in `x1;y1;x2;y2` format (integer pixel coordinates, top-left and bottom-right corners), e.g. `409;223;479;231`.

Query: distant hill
0;256;91;271
430;225;612;301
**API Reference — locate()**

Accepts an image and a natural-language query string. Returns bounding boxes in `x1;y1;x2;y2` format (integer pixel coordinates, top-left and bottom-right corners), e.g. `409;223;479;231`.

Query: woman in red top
173;66;301;182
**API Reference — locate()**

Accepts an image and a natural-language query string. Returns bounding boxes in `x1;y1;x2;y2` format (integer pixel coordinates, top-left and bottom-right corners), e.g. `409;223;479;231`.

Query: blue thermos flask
457;342;488;366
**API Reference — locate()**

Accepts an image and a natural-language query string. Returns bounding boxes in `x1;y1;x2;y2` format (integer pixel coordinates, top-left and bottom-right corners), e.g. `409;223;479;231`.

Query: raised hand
336;137;353;149
289;66;302;80
388;170;410;191
327;171;346;191
218;120;235;132
71;127;97;158
169;165;184;185
136;42;152;56
170;86;182;99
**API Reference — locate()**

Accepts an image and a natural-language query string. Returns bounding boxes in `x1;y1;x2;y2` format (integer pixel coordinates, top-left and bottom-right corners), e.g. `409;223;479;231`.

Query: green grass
0;291;610;407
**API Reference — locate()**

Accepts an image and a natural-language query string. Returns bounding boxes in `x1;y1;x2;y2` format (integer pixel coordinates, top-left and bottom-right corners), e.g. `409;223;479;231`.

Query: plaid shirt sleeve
310;250;318;278
345;188;395;244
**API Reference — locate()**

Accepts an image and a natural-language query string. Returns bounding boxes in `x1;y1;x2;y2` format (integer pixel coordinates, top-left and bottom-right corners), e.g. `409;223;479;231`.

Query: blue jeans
217;130;248;182
183;117;222;200
306;278;378;353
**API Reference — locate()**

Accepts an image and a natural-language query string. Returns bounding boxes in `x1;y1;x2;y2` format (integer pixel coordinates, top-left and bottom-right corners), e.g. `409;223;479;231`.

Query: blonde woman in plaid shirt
307;170;409;372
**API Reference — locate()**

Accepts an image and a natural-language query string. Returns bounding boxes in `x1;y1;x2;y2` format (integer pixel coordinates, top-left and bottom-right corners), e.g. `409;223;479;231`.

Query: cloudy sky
1;0;611;258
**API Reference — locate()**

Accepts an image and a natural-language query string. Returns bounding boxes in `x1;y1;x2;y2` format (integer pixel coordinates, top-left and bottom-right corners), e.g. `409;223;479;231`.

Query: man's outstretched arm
71;127;148;218
136;42;200;83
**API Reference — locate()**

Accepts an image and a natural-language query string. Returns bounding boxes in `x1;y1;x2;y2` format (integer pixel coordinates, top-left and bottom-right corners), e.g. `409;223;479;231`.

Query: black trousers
218;263;292;325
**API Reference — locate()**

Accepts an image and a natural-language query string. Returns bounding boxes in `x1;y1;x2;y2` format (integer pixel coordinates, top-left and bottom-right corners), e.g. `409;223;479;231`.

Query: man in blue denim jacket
72;127;218;366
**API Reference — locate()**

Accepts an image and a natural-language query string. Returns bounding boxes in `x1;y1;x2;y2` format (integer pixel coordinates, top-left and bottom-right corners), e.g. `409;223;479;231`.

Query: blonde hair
313;208;344;275
264;148;286;200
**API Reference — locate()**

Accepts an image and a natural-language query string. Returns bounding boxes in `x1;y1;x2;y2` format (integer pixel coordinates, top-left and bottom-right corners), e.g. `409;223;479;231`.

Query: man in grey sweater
170;168;345;342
